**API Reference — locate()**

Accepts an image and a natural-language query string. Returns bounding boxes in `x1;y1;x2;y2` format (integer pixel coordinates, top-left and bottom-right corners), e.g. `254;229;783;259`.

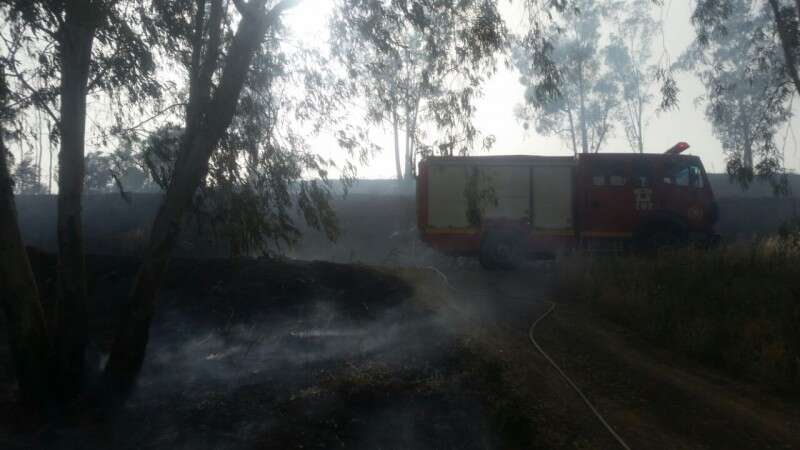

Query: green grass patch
555;238;800;393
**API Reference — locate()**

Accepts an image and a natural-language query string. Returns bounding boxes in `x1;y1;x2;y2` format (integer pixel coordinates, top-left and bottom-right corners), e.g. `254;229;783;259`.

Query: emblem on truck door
634;188;653;211
688;206;703;221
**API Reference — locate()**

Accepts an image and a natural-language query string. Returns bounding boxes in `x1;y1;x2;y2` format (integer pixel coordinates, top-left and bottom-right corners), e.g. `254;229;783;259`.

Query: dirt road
433;260;800;449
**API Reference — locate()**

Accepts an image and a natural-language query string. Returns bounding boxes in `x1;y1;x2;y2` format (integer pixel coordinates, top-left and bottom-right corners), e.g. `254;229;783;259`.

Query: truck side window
609;174;626;186
592;162;627;187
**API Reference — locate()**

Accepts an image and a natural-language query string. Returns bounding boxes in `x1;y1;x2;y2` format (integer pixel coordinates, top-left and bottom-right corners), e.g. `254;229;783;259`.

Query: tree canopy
687;0;794;192
515;0;621;155
331;0;508;180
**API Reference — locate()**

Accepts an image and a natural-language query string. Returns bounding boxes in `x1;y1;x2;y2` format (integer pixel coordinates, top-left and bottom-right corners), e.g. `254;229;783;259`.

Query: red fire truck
416;143;719;268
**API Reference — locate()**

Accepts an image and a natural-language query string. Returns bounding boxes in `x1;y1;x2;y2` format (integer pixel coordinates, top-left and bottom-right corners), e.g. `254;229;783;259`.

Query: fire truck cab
416;143;719;269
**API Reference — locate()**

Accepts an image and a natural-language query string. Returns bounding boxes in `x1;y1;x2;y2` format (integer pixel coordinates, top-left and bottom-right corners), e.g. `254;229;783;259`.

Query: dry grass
556;237;800;393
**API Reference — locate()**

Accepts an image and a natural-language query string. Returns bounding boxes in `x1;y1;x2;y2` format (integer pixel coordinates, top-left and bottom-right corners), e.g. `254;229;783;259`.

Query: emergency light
665;142;690;154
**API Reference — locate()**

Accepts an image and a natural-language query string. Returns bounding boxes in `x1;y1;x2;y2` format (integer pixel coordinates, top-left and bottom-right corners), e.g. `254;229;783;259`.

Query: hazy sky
283;0;800;178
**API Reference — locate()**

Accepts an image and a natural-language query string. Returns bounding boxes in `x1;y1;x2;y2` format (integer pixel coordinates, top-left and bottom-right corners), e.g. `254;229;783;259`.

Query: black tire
479;231;522;270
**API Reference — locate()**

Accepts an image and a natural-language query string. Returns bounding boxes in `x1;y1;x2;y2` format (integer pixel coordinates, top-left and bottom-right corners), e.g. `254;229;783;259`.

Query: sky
282;0;800;179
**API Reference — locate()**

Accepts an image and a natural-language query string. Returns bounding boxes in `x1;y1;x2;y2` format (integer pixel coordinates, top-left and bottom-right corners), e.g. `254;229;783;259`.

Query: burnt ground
0;254;547;450
3;254;800;449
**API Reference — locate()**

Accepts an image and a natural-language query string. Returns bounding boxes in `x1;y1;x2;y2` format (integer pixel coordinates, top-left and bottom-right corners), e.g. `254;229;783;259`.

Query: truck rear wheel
479;231;521;270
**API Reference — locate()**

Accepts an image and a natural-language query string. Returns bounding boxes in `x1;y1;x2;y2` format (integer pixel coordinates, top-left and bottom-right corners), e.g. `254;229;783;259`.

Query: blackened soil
0;254;531;449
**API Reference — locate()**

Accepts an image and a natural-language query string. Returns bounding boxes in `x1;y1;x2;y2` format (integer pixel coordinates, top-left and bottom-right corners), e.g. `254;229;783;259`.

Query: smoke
132;298;441;395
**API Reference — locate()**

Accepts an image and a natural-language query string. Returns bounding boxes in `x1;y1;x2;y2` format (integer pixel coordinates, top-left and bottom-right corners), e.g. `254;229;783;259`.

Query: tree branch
115;102;187;134
5;65;58;123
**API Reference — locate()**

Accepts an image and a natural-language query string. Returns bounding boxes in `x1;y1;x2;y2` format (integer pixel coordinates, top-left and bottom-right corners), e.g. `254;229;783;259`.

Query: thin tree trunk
54;2;97;399
0;70;50;406
104;0;298;396
744;142;753;169
393;106;402;181
36;110;42;190
578;67;589;154
48;143;53;194
636;95;644;154
405;132;415;180
403;107;410;180
743;124;754;169
566;107;579;157
404;97;419;180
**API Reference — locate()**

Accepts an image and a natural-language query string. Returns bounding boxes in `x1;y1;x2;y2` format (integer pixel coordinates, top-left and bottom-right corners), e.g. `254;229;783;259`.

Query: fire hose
425;266;631;450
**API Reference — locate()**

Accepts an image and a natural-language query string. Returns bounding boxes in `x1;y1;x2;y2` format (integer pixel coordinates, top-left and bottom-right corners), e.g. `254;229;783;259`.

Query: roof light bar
665;142;690;155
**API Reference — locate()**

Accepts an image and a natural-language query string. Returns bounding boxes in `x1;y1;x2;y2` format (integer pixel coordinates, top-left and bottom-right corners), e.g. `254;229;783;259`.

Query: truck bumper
689;231;721;248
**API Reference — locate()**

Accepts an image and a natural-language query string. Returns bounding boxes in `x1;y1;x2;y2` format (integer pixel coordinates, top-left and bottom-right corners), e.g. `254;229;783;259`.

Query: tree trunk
770;0;800;97
54;3;97;400
403;108;410;180
104;0;295;396
403;97;419;180
404;131;415;180
744;143;753;169
48;144;53;194
392;107;402;181
636;95;644;154
743;125;754;169
578;67;589;154
566;107;579;157
0;70;50;406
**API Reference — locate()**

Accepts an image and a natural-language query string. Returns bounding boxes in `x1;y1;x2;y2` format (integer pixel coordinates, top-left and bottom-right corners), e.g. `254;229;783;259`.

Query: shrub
555;239;800;393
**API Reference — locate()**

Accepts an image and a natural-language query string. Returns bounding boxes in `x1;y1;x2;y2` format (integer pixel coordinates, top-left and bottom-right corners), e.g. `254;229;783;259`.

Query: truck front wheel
636;225;687;253
480;231;522;270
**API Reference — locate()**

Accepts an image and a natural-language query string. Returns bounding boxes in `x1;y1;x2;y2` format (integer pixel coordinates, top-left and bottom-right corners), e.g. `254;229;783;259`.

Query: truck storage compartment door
532;166;573;230
479;165;531;222
427;164;471;229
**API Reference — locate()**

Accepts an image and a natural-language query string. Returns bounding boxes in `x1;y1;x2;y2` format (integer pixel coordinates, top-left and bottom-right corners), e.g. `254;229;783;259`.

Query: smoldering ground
0;253;525;450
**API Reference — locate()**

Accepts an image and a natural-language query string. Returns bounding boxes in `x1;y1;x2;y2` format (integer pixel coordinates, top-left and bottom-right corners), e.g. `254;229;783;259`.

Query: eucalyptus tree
605;0;658;153
0;65;51;407
0;0;159;401
331;0;508;180
686;0;793;192
515;0;619;155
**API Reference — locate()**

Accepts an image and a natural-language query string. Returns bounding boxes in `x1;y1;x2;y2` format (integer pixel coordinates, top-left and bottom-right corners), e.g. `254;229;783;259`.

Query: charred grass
0;255;540;449
555;238;800;394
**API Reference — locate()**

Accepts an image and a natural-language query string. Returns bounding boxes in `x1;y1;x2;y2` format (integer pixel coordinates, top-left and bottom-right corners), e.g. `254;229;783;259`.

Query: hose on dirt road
528;301;632;450
424;266;632;450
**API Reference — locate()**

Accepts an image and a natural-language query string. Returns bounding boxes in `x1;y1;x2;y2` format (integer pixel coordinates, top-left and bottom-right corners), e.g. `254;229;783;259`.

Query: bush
556;239;800;393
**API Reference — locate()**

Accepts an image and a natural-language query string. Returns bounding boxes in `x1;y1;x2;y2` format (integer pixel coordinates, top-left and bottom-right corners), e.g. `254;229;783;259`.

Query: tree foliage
0;0;161;145
12;151;46;194
605;0;658;153
515;0;620;155
686;0;793;193
331;0;508;179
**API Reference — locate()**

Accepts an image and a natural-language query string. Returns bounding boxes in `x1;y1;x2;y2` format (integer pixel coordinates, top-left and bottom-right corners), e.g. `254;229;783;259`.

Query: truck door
580;159;635;237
